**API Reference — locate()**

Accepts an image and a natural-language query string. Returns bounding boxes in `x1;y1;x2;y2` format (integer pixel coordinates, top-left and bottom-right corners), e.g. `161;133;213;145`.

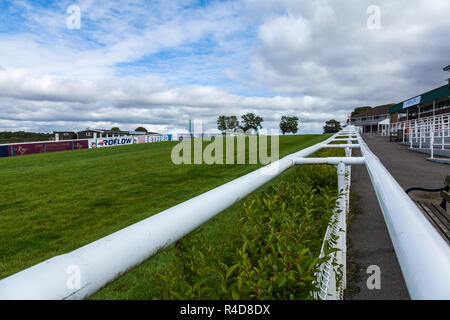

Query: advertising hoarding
89;136;134;148
0;145;8;157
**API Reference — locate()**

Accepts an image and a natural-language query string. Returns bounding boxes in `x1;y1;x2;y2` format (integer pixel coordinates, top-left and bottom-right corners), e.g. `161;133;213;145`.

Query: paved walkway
345;134;448;300
364;135;448;197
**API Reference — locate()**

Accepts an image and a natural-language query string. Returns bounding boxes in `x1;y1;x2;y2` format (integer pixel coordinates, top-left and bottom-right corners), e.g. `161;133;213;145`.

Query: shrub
153;160;340;299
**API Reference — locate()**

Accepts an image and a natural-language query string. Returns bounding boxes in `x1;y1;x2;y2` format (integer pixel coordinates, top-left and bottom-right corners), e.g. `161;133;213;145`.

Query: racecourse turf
0;134;330;298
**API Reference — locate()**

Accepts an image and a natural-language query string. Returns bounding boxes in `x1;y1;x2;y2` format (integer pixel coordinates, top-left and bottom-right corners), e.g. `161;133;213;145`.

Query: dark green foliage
153;162;339;300
217;116;240;133
280;116;299;135
323;119;341;133
351;106;372;117
134;127;148;132
218;113;266;134
240;113;263;133
0;131;52;144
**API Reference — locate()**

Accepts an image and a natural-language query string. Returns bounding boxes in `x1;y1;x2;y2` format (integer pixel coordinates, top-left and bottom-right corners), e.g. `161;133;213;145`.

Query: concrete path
345;134;449;300
364;135;448;198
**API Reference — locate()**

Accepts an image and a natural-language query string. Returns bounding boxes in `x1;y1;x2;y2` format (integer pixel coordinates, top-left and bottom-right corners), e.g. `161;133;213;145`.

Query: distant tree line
217;113;299;135
111;127;149;132
217;113;263;133
351;106;372;117
0;131;53;144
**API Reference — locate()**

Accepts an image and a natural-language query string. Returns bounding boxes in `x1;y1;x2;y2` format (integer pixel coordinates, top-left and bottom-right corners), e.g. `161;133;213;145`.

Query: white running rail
0;126;449;300
357;130;450;299
388;114;450;155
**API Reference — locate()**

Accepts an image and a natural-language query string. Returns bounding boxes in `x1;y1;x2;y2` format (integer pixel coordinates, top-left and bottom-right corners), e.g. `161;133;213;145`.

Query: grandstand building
389;65;450;123
388;84;450;123
349;104;395;133
54;128;157;141
373;66;450;140
377;66;450;160
53;131;77;141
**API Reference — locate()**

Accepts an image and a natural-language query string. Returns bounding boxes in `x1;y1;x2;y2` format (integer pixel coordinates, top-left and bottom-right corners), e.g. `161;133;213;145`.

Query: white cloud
0;67;335;133
0;0;449;134
250;0;450;104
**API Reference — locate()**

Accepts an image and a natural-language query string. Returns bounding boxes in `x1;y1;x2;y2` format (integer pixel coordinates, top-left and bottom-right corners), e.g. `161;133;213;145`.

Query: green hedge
152;156;341;300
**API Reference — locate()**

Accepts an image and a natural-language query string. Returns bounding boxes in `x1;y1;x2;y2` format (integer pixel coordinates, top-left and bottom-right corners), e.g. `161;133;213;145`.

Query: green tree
323;119;341;133
217;115;240;133
280;116;299;135
217;116;227;132
228;116;239;131
135;127;148;132
240;113;263;133
111;127;121;132
351;106;372;117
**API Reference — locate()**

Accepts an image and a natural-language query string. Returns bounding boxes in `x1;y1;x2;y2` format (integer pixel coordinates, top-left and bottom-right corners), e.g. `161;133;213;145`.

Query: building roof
101;130;132;135
54;129;162;135
389;84;450;114
78;129;104;133
79;129;132;135
351;104;394;118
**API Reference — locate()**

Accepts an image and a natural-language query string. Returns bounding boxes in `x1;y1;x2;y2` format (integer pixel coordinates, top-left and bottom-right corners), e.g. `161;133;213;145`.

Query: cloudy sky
0;0;449;134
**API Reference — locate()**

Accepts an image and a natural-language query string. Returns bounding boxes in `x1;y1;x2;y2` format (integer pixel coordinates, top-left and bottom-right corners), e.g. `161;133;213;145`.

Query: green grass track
0;134;331;299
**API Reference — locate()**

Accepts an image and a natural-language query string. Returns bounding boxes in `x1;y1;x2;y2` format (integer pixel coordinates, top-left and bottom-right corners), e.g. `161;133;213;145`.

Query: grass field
0;134;332;299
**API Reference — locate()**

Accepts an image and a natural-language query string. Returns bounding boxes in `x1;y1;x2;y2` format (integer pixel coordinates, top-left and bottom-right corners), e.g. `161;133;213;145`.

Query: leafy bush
153;161;340;299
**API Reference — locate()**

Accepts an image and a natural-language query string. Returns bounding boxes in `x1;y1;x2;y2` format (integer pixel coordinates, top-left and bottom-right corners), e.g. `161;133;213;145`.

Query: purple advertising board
73;140;89;150
45;141;73;152
11;143;45;156
9;140;89;156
